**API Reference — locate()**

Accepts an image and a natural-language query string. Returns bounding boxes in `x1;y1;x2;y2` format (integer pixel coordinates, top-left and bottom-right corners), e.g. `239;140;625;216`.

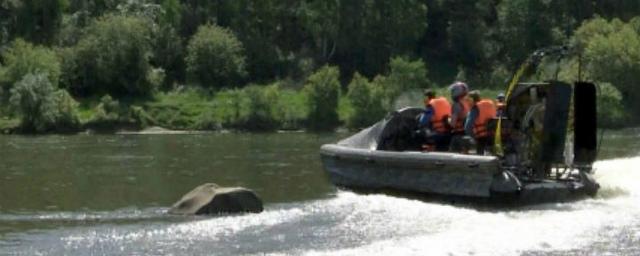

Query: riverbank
0;85;504;135
1;83;630;135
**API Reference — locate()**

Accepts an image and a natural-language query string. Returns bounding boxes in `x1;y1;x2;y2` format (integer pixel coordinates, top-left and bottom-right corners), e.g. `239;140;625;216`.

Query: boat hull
320;144;502;198
320;144;599;204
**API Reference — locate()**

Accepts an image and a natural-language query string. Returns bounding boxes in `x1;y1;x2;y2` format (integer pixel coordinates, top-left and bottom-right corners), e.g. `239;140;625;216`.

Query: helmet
497;92;505;100
449;81;468;100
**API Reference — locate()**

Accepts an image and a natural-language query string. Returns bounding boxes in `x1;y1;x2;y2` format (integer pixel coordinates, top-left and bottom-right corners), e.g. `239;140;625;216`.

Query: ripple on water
2;154;640;255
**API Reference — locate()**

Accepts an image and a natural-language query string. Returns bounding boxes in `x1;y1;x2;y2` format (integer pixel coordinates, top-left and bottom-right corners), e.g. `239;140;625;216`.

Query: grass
0;116;19;133
0;85;518;134
145;88;214;130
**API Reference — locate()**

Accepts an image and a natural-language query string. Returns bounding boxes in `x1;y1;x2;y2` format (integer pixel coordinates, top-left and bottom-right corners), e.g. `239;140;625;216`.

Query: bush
0;39;61;98
52;90;81;131
380;57;430;110
303;65;341;130
9;73;79;132
597;82;626;128
92;95;154;128
209;88;248;128
272;89;307;130
66;15;155;97
93;95;121;123
573;17;640;119
186;24;246;88
346;72;385;128
242;84;280;130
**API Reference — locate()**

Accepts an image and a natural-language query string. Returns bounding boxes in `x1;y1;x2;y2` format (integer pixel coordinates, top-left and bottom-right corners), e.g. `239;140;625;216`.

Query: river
0;129;639;255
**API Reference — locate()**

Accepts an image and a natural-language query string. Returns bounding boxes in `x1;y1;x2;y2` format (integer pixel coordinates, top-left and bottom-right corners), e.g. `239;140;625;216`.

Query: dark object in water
320;47;600;205
169;183;263;215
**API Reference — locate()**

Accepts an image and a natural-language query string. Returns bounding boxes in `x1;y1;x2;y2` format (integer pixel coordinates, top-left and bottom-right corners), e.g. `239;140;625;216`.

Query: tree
327;0;428;78
3;0;68;44
300;0;340;63
9;73;79;132
381;56;430;110
304;65;341;130
159;0;181;27
346;72;385;128
185;24;246;88
151;25;184;87
65;14;155;96
0;39;61;100
576;18;640;118
497;0;558;67
224;0;298;82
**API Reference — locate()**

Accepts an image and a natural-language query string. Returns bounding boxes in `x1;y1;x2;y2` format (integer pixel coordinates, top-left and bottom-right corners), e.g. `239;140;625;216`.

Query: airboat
320;47;600;204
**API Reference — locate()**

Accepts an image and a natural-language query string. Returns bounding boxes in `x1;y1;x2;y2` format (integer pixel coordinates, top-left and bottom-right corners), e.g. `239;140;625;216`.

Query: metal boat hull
320;144;599;204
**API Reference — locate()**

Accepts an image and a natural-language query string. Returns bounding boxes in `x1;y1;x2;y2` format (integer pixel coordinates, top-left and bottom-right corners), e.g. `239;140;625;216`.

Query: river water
0;129;639;255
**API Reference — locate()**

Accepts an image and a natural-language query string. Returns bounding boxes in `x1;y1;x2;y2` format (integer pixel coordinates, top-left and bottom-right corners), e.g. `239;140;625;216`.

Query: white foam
11;157;640;255
304;157;640;256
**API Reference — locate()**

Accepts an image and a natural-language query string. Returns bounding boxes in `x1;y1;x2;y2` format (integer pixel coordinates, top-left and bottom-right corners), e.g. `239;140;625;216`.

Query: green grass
145;88;214;130
143;86;311;131
0;116;19;133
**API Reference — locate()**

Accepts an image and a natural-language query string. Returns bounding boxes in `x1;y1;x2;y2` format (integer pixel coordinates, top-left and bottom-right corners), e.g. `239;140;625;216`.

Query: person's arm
465;107;478;137
419;107;434;128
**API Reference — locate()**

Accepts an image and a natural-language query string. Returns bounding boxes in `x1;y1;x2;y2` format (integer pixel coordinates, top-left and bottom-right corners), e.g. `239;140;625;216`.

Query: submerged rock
168;183;263;215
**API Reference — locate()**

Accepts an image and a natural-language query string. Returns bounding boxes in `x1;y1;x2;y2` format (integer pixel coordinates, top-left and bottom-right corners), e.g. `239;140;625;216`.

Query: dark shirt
465;106;479;137
450;101;464;130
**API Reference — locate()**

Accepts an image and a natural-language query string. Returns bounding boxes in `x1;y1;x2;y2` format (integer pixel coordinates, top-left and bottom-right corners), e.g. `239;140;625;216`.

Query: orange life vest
452;99;471;133
473;99;497;138
428;97;451;133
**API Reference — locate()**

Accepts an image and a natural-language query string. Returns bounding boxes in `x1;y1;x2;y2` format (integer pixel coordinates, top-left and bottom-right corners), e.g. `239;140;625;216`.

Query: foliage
147;88;212;130
93;95;121;123
379;57;429;110
151;25;184;87
303;65;341;131
497;0;558;67
272;88;307;130
52;89;81;131
159;0;182;27
202;84;307;131
91;94;154;129
239;85;280;130
0;39;61;95
4;0;640;132
65;15;155;97
596;83;626;128
9;73;79;132
2;0;67;44
574;17;640;118
185;24;246;88
345;72;385;128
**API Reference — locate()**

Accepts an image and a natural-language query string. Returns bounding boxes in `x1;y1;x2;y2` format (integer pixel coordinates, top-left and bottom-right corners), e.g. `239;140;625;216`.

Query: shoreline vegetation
1;1;638;134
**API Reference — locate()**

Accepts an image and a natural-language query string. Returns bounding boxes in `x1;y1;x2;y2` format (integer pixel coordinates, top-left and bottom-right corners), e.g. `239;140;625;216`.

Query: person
496;92;506;117
418;89;452;151
465;90;497;155
448;82;471;152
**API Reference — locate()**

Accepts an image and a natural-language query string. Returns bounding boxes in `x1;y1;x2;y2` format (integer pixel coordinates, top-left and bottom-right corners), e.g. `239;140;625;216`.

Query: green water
0;129;639;255
0;133;341;211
